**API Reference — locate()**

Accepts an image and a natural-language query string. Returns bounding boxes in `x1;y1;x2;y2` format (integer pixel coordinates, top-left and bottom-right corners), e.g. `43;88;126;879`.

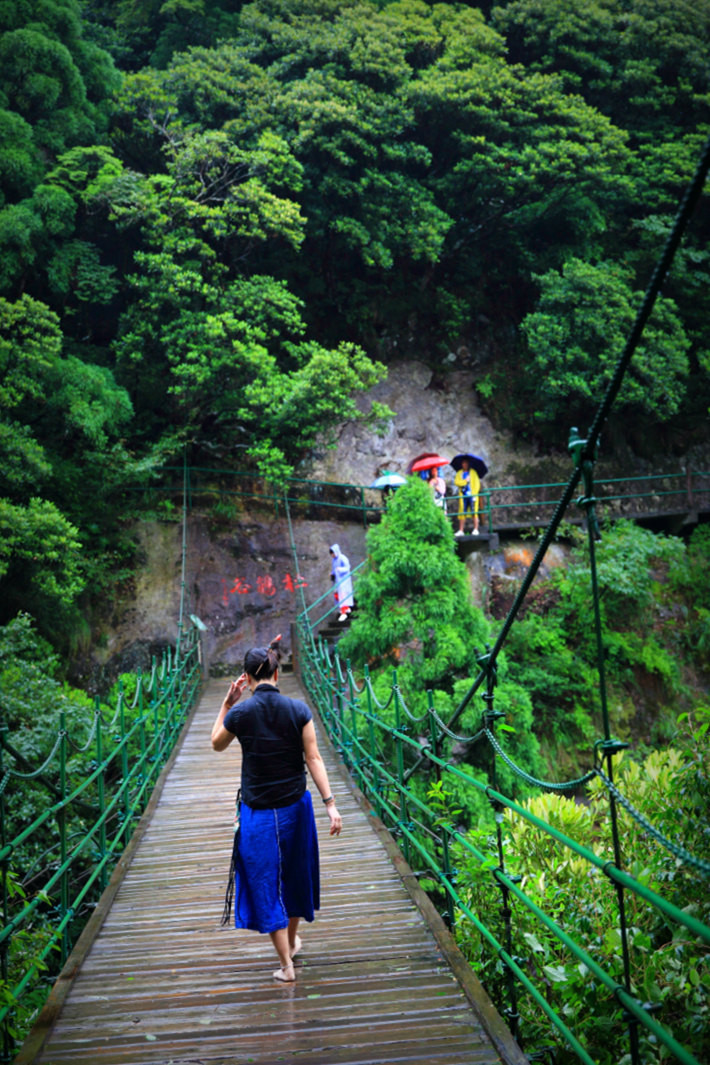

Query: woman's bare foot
290;934;302;958
273;963;295;982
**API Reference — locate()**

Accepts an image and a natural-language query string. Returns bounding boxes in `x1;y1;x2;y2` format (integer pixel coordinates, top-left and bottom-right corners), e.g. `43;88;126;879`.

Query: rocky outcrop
306;359;517;488
85;513;368;689
80;358;707;691
305;357;710;489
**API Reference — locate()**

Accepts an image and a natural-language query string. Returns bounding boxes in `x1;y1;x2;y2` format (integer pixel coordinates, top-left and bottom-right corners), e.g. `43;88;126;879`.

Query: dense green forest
337;479;710;1063
1;0;709;647
1;5;709;1053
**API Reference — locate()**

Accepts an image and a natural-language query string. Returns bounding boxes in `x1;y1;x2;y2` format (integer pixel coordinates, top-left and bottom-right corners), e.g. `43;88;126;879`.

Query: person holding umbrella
451;453;487;536
370;471;407;508
428;467;447;511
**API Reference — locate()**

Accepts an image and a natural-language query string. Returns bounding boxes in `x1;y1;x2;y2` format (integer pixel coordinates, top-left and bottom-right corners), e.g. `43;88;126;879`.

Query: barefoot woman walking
211;640;342;982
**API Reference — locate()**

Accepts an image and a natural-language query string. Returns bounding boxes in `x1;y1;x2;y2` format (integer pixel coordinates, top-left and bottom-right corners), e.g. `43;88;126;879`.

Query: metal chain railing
293;132;710;1065
1;448;206;1064
594;766;710;878
128;464;710;540
0;629;203;1063
300;637;710;1065
485;729;598;792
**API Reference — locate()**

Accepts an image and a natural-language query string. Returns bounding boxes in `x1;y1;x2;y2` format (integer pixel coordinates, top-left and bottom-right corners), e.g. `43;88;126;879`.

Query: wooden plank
18;678;525;1065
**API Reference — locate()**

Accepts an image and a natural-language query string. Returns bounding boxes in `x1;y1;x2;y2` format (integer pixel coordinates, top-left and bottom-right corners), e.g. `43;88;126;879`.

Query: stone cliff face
86;513;368;689
82;358;705;690
305;358;710;487
306;359;520;487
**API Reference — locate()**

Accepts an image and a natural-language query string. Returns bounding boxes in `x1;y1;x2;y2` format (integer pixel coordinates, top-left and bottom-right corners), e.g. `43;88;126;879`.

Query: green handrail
125;464;709;538
290;133;710;1065
0;624;203;1062
299;640;709;1065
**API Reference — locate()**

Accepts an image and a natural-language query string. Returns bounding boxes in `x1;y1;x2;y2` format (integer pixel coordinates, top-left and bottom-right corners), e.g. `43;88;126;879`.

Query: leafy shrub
453;711;710;1064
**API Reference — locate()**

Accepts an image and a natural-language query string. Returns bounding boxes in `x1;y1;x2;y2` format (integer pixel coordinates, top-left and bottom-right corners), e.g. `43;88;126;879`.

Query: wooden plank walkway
20;677;524;1065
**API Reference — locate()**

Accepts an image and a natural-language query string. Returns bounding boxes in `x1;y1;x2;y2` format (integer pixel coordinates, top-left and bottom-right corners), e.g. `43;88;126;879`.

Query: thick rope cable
485;729;597;792
396;688;429;724
3;734;64;780
66;714;99;753
449;133;710;731
432;712;485;745
594;767;710;878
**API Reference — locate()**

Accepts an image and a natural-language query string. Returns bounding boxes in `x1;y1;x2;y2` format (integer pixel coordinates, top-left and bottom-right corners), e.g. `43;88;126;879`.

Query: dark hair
243;638;281;680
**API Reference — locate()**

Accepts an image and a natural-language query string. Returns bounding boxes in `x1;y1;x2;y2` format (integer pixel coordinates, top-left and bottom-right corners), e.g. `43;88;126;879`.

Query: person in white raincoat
329;543;354;622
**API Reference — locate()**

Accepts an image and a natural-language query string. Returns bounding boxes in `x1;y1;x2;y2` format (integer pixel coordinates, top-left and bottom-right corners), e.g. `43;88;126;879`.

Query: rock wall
306;359;519;487
88;508;575;691
83;357;705;690
306;357;710;488
89;511;368;688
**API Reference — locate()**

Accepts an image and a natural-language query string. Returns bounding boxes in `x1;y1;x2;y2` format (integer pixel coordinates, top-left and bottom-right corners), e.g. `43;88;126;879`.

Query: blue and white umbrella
370;472;407;489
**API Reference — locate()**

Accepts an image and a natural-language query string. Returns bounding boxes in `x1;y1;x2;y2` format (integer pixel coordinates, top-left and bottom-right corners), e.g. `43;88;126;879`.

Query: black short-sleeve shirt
223;684;312;809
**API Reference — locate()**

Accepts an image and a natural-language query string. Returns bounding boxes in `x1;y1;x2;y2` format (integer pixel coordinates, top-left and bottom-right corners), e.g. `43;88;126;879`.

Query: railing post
346;660;360;788
139;664;148;774
392;670;410;864
364;666;383;819
334;652;347;764
570;425;639;1065
153;654;164;758
478;645;521;1044
59;710;68;964
428;693;455;928
0;723;10;1065
94;699;107;893
119;685;130;830
322;641;334;732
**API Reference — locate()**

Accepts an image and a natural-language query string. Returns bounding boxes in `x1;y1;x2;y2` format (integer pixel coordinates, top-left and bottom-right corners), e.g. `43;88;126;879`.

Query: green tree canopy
491;0;710;142
0;2;119;170
339;477;490;694
522;258;691;427
0;294;133;631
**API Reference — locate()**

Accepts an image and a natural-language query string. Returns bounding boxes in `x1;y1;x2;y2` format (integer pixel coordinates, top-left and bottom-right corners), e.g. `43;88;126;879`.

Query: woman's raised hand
226;673;248;708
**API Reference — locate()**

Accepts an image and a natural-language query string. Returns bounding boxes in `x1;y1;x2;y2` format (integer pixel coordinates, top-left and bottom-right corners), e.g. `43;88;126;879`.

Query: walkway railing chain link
292;132;710;1065
0;629;203;1064
1;447;205;1064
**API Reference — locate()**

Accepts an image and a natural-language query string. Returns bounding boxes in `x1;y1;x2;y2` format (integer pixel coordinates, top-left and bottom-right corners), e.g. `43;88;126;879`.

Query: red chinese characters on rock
256;575;277;597
282;572;308;593
224;572;308;601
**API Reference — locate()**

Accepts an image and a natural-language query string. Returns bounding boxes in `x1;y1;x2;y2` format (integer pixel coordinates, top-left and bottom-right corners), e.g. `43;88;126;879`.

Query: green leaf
543;964;569;984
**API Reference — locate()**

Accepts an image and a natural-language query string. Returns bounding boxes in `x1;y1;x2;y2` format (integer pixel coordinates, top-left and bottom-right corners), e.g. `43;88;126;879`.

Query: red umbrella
409;454;450;473
406;452;439;474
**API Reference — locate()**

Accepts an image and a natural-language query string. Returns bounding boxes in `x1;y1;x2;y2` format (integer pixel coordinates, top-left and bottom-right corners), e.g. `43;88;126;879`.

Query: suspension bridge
3;122;710;1065
12;676;522;1065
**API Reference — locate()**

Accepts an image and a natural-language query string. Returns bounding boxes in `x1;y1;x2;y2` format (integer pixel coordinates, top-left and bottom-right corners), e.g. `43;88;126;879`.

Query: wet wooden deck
19;677;524;1065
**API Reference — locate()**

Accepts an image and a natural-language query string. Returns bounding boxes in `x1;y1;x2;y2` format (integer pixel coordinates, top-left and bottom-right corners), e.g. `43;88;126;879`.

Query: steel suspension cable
449;132;710;730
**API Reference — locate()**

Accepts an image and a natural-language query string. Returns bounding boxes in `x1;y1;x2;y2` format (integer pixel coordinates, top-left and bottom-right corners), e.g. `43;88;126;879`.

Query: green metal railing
290;133;710;1065
127;464;709;538
0;625;203;1063
294;635;709;1065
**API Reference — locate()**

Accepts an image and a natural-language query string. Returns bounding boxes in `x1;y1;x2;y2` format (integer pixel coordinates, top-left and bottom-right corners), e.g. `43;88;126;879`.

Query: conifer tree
338;476;490;700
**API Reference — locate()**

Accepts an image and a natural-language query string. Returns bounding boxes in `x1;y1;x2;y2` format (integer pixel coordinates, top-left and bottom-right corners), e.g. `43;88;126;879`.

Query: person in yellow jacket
454;458;480;536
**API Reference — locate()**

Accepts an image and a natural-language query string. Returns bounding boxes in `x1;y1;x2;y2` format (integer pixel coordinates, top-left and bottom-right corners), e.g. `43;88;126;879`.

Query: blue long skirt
234;790;320;933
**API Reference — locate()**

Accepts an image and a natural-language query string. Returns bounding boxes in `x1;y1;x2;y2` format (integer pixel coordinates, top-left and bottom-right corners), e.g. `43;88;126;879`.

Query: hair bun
244;644;280;680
